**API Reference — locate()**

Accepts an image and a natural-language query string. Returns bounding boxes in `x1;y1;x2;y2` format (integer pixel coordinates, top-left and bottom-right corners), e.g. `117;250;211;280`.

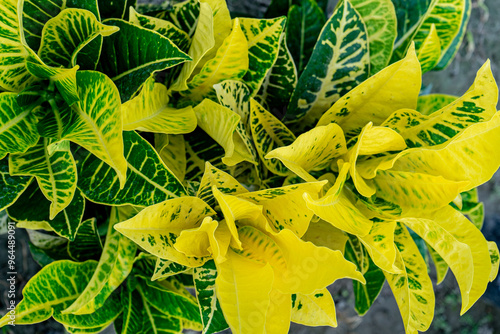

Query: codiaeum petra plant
0;0;498;333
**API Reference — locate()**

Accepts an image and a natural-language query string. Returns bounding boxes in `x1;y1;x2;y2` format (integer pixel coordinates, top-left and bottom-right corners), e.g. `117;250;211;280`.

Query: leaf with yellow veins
302;219;349;253
272;229;365;295
122;77;197;134
184;18;248;102
488;241;499;282
265;289;292;333
266;123;347;182
291;288;337;327
416;23;441;73
358;221;401;274
384;223;435;334
317;44;421;139
237;181;327;237
215;250;274;334
114;197;215;267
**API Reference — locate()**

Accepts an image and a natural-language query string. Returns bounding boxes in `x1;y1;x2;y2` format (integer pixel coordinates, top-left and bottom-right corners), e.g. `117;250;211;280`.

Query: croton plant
0;0;498;333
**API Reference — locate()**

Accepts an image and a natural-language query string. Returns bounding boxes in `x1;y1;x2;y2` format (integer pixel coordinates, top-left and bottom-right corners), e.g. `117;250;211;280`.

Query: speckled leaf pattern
290;288;337;327
7;182;85;241
488;242;500;282
63;208;137;315
266;123;346;182
152;258;189;281
193;260;229;334
9;137;77;219
74;131;186;207
286;0;369;122
63;71;127;187
416;24;441;73
66;218;103;262
350;0;397;75
153;0;200;38
0;93;39;159
358;221;401;273
214;80;251;123
99;19;191;102
0;157;32;211
38;9;118;68
122;77;197;134
239;17;285;95
416;94;457;115
250;99;296;176
384;223;435;333
317;44;421;138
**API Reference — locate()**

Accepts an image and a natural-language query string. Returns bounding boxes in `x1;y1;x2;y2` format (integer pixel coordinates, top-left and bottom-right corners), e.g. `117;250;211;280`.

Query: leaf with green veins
67;218;103;262
38;9;119;68
416;94;457;115
286;0;326;75
152;258;190;281
0;92;40;159
250;99;296;176
0;157;32;211
256;32;297;114
286;0;369;122
153;0;201;38
74;131;186;207
350;0;397;75
98;0;136;20
9;137;77;219
129;7;191;52
122;77;197;134
182;18;248;103
416;23;441;73
384;223;435;334
193;260;229;334
155;133;187;182
8;182;85;241
239;16;286;95
64;207;137;315
457;188;484;230
34;98;75;141
170;3;215;92
291;288;337;327
99;19;191;102
214;80;251;123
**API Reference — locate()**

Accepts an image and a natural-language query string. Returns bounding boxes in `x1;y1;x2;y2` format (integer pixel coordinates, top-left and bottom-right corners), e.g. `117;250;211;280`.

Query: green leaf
0;92;39;159
416;93;457;115
99;19;191;102
75;130;186;207
239;17;286;95
38;8;119;68
193;260;229;334
9;138;77;219
286;0;370;122
98;0;136;20
8;182;85;241
67;218;103;262
0;157;32;211
416;23;441;73
152;258;190;281
286;0;326;75
153;0;200;38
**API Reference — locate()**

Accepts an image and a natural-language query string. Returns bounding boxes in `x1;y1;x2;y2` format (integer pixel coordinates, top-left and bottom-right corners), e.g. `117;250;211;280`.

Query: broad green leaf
317;44;421;139
416;23;441;73
38;9;118;68
97;0;135;19
416;94;457;115
286;0;326;75
358;221;401;273
291;289;337;327
250;99;296;176
153;0;200;38
74;131;186;206
350;0;397;75
182;18;249;102
193;260;229;334
62;71;127;186
152;258;189;281
286;0;369;122
8;182;85;241
66;218;103;262
256;33;298;114
10;138;77;219
0;157;32;211
383;61;498;148
0;92;39;159
170;2;215;92
32;97;74;141
63;207;137;315
114;196;215;267
266;123;346;182
129;7;191;52
99;19;191;102
488;241;499;282
122;77;197;134
239;17;286;95
155;133;187;182
384;223;435;333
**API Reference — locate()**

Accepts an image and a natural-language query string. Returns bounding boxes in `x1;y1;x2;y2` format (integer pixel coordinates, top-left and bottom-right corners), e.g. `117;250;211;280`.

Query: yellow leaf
155;134;187;182
265;290;292;333
302;219;349;253
291;288;337;327
358;221;401;273
488;241;499;282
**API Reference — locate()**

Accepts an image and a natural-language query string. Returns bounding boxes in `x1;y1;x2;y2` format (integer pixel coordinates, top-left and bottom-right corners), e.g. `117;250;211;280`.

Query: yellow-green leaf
488;241;499;282
358;221;401;273
302;219;349;253
155;133;187;182
416;23;441;73
291;289;337;327
417;94;457;116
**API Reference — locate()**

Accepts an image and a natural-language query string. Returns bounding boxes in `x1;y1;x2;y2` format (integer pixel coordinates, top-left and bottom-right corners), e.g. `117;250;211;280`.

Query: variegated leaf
9;138;77;219
0;156;32;211
122;76;197;134
457;188;484;229
286;0;369;122
152;258;189;281
417;23;441;73
66;218;103;262
291;289;337;327
239;17;285;95
317;44;421;138
488;242;499;282
38;9;119;68
428;244;449;284
74;131;186;207
214;80;251;124
155;133;187;182
99;19;191;102
416;93;457;115
358;221;401;273
153;0;200;38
